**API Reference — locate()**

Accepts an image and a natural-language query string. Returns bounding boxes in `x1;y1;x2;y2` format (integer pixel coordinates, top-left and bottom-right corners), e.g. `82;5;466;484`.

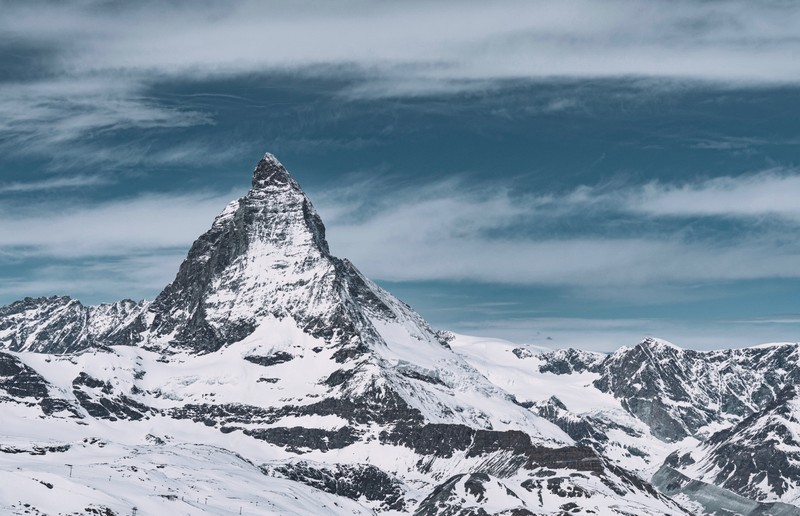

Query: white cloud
0;188;240;303
328;228;800;287
537;168;800;221
626;170;800;219
0;253;187;303
312;170;800;287
0;78;211;150
503;168;800;222
0;174;111;194
2;0;798;163
3;165;800;307
729;315;800;325
4;1;800;90
4;167;800;304
0;190;236;259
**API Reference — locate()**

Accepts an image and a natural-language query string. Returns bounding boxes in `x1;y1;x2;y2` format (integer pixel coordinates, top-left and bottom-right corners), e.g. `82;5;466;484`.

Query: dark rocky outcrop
694;386;800;501
244;352;294;366
72;373;151;421
245;426;359;452
533;396;609;451
383;422;603;475
266;461;406;511
0;352;50;399
537;348;604;375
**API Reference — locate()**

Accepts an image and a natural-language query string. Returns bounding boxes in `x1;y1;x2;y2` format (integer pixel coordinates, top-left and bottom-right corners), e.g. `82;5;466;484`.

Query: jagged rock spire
252;153;297;190
147;152;340;352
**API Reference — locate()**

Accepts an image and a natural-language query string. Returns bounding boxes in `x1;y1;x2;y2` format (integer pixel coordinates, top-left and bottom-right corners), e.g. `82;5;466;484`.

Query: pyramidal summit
1;154;800;515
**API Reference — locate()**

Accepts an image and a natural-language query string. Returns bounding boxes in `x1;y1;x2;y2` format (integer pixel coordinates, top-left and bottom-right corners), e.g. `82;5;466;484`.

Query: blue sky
1;0;800;351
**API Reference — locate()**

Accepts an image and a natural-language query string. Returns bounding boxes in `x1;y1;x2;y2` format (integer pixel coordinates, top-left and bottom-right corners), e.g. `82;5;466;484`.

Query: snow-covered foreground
1;438;371;516
0;333;687;515
5;329;800;515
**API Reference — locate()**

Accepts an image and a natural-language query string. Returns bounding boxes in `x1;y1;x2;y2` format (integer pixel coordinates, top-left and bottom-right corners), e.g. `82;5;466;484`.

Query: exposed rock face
593;338;715;442
555;338;800;443
678;386;800;503
0;351;83;418
533;396;609;448
382;422;603;474
0;352;50;399
265;461;407;511
537;348;605;375
71;372;151;421
0;155;396;358
535;338;800;506
149;154;345;353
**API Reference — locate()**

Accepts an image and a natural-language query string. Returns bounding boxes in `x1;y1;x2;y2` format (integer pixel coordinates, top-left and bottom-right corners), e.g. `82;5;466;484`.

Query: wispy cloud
688;136;766;151
1;164;799;340
313;169;800;287
0;187;240;303
0;174;112;194
729;315;800;325
53;139;256;170
624;170;800;220
0;189;236;259
4;1;800;93
0;253;188;303
489;168;800;222
2;0;799;165
0;77;212;164
4;167;799;304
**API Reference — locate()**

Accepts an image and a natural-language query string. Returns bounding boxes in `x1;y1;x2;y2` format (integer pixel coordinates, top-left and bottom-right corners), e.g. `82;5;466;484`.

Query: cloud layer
6;0;800;86
452;315;800;352
3;0;799;167
0;190;235;301
0;190;234;259
3;167;799;302
315;170;800;287
628;171;800;219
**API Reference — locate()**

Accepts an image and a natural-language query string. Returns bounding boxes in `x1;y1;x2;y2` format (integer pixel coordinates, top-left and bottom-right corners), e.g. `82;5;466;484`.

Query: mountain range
1;153;798;515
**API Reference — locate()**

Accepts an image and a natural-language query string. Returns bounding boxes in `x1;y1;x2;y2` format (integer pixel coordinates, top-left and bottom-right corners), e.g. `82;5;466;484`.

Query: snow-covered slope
0;437;373;516
449;334;687;478
450;333;800;513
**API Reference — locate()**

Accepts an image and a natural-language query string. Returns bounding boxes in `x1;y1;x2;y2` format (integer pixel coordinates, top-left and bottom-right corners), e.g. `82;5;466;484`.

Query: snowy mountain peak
610;337;682;359
641;337;682;351
252;152;298;190
148;152;335;352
